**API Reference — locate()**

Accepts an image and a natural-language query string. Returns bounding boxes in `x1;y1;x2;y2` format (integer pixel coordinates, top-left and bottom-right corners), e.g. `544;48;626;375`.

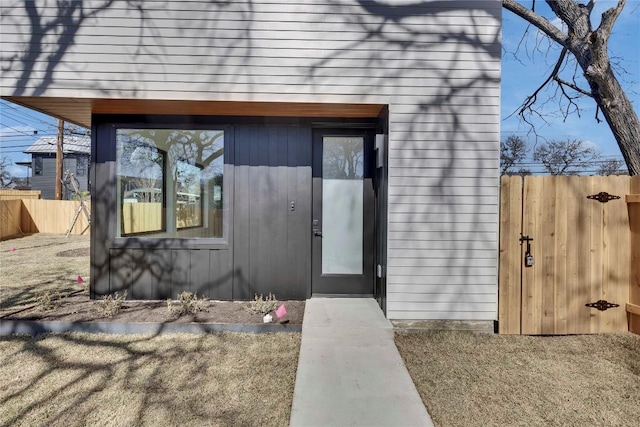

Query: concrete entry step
290;298;434;427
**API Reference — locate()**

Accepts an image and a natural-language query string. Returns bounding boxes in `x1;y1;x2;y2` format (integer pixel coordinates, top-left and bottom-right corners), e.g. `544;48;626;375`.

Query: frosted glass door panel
322;180;363;274
322;136;364;275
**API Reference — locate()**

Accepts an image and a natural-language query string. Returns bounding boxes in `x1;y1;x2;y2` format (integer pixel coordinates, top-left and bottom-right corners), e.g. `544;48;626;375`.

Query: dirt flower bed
4;291;305;325
1;234;304;325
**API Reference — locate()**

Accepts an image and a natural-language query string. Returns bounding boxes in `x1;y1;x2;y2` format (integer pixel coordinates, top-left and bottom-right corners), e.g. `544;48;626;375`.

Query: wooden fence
0;199;90;240
499;175;640;335
121;202;223;236
0;199;24;239
122;202;163;235
0;189;41;200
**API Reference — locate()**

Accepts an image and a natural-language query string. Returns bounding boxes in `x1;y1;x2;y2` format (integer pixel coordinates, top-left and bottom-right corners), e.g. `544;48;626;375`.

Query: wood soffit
4;97;385;128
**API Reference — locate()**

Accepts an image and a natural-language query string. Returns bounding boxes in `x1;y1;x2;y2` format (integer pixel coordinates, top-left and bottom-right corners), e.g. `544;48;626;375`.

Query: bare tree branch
533;139;600;175
500;135;529;175
1;157;16;188
502;0;568;46
508;47;568;123
598;0;626;40
554;77;592;97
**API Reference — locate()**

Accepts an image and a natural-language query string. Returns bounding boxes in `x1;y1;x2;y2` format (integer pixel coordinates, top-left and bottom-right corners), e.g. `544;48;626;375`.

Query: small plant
246;293;279;315
72;190;91;201
35;290;63;311
98;290;127;317
167;291;208;316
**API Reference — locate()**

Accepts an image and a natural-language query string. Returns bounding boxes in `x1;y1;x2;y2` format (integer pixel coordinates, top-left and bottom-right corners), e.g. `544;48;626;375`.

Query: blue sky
1;1;639;178
0;102;61;178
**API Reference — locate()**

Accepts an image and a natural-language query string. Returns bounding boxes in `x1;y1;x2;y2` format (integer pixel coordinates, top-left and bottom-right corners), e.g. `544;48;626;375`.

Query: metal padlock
525;253;535;267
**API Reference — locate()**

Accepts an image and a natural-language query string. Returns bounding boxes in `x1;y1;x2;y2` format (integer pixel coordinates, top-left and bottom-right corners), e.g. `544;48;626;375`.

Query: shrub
98;291;127;317
72;190;90;201
246;293;279;315
35;290;63;311
166;291;208;316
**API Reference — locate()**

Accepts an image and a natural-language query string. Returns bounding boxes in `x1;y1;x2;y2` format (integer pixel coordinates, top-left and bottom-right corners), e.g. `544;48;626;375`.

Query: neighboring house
0;1;501;324
24;136;90;200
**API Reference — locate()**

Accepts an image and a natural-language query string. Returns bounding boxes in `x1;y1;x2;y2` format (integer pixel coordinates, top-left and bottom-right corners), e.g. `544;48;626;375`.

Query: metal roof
24;135;90;155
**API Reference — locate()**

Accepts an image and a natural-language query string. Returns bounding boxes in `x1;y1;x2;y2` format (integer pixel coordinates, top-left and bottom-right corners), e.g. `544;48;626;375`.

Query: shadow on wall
3;0;502;313
308;0;502;314
2;0;253;98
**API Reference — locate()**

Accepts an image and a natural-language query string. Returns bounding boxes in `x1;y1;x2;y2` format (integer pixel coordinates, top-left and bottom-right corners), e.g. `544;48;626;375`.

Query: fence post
498;175;523;334
628;176;640;335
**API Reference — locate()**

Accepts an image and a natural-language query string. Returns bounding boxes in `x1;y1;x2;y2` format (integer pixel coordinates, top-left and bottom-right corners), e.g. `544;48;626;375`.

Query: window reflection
176;160;202;229
116;129;224;238
323;136;363;180
118;142;165;235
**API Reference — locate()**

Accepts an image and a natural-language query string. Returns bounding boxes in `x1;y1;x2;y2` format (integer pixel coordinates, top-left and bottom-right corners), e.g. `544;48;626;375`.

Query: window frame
109;121;232;250
175;159;204;230
117;143;167;237
76;156;88;177
34;156;43;176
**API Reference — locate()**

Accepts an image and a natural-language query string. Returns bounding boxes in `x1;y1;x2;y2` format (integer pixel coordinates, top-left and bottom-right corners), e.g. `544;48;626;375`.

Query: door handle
313;229;323;237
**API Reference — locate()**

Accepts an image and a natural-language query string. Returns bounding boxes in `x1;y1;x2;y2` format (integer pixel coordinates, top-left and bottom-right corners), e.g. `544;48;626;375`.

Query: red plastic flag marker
275;304;287;319
77;275;85;285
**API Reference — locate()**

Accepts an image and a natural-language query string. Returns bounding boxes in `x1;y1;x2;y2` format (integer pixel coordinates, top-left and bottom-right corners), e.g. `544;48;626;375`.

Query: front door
311;129;375;295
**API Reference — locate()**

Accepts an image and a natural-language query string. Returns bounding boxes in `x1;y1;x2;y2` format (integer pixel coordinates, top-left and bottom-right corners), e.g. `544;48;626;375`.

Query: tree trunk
548;0;640;175
586;65;640;175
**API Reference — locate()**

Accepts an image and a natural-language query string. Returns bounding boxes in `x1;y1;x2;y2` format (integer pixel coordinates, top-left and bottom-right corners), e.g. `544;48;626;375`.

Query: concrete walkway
290;298;434;427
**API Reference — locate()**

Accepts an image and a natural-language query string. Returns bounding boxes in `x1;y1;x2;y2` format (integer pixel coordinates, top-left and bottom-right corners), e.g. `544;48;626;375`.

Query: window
34;157;43;175
76;156;88;177
116;129;224;238
176;160;203;229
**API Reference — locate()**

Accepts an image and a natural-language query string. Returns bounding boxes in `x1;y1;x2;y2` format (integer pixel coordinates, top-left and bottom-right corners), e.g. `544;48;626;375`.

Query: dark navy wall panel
233;125;312;300
170;249;191;296
93;117;312;301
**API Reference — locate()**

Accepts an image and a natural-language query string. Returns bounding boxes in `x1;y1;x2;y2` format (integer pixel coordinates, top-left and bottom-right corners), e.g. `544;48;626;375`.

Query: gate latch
520;234;534;267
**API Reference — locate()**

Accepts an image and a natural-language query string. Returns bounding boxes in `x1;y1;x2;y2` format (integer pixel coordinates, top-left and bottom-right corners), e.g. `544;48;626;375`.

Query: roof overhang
2;97;386;128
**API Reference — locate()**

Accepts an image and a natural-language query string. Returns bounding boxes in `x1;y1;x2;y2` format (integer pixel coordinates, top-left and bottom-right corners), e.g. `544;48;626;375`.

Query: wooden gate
499;176;631;335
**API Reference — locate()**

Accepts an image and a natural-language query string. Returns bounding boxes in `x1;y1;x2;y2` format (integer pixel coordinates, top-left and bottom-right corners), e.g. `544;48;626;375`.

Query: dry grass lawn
1;332;301;427
396;331;640;427
0;234;90;314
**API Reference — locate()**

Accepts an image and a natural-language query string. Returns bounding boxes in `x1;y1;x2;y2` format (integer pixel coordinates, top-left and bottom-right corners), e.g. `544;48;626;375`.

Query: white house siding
0;0;501;321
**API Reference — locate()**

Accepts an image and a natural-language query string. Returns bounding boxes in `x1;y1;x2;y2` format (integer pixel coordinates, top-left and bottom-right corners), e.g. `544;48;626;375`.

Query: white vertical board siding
0;0;501;320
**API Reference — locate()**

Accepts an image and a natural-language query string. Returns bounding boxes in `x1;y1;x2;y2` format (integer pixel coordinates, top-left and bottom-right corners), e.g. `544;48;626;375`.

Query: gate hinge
585;300;620;311
586;192;620;203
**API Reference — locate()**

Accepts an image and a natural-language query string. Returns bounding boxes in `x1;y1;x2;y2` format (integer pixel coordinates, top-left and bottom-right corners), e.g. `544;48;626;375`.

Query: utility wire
0;107;52;128
1;100;58;128
0;124;38;138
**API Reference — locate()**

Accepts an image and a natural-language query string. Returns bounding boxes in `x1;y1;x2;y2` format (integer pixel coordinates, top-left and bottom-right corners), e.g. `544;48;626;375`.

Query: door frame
310;128;376;295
